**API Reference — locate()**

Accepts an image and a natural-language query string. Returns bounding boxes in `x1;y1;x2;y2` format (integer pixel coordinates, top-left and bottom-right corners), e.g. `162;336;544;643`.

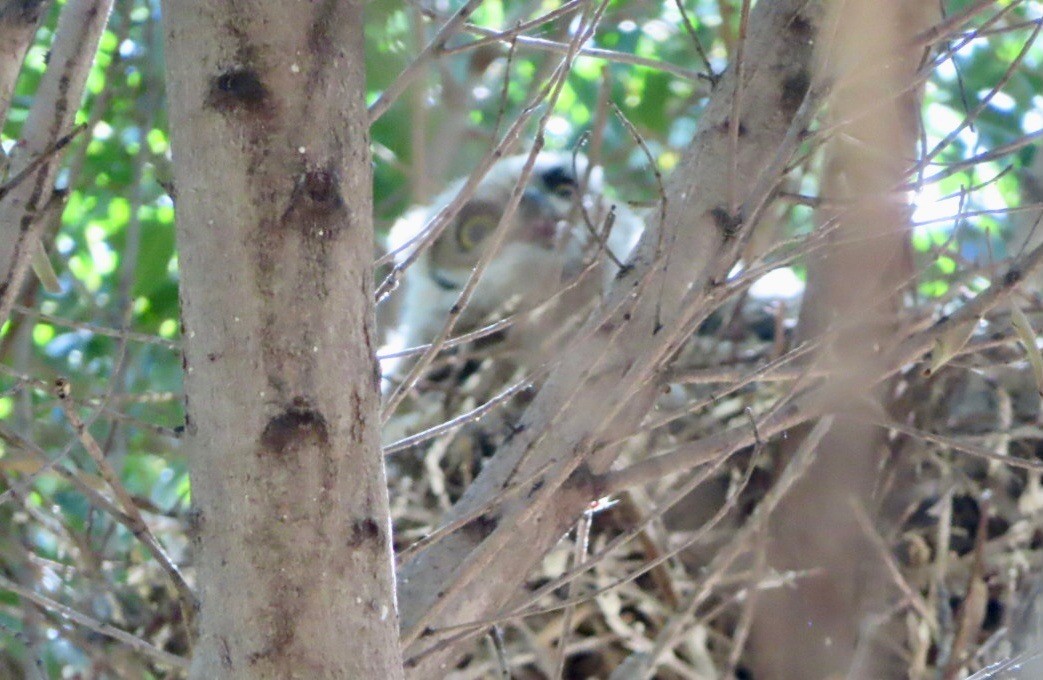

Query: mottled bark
162;2;403;678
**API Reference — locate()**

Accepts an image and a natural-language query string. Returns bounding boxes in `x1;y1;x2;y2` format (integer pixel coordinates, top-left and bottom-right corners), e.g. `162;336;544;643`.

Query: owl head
381;151;640;364
388;152;601;288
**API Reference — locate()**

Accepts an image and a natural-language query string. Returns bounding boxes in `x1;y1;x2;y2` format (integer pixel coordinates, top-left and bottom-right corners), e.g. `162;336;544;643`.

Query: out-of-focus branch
0;573;189;670
633;417;835;679
52;378;197;628
367;0;483;125
748;0;936;676
417;3;708;85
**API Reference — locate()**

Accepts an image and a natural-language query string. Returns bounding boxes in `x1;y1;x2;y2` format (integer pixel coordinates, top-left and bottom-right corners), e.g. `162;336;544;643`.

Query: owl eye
553;184;577;200
456;213;497;251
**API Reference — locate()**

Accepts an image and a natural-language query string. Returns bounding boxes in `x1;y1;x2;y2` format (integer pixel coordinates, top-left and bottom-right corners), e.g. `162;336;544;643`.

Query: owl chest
425;246;566;329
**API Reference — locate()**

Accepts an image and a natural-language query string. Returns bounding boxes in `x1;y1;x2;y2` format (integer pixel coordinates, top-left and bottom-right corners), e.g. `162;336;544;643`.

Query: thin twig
52;379;197;627
11;304;178;348
0;123;88;201
368;0;484;124
673;0;718;84
383;4;604;422
0;575;189;669
419;5;708;84
552;510;591;679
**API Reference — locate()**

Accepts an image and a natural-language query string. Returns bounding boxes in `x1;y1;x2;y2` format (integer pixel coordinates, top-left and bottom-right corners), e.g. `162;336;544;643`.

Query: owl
380;152;642;382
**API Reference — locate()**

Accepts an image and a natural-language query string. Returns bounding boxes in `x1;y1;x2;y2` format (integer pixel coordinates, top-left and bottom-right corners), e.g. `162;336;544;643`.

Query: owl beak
520;189;563;248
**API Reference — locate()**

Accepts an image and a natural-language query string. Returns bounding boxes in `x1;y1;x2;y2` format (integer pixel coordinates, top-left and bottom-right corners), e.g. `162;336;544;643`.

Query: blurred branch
0;123;87;202
440;0;584;55
11;302;180;349
419;2;709;85
368;0;484;125
603;233;1043;494
910;0;1002;49
0;574;189;670
632;417;833;679
52;378;197;628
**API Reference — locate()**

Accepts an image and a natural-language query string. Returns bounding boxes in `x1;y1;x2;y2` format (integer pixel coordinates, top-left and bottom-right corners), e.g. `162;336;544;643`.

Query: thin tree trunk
0;0;110;324
0;0;51;125
749;1;932;677
162;3;403;678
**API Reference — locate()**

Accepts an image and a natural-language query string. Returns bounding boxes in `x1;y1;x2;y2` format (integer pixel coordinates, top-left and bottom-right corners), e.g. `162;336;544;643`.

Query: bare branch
0;0;114;326
0;574;189;670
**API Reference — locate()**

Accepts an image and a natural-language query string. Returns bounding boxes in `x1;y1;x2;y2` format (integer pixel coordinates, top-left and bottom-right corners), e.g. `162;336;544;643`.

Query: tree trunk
749;1;932;677
162;3;403;678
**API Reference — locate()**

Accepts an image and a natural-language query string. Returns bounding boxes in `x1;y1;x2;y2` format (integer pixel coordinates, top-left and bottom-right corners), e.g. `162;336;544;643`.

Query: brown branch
52;378;197;628
0;123;87;201
418;3;708;85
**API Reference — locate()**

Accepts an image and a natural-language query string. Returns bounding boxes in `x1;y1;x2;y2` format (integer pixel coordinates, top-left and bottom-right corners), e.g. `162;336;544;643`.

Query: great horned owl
381;152;641;382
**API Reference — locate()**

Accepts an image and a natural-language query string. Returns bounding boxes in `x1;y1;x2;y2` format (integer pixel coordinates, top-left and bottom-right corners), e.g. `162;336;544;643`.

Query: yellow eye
457;214;497;251
554;184;576;200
